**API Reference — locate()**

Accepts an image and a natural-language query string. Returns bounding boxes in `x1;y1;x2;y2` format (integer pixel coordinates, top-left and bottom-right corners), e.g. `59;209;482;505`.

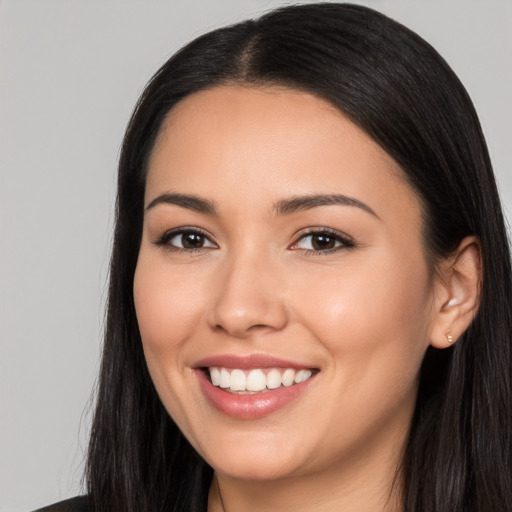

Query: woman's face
134;85;439;482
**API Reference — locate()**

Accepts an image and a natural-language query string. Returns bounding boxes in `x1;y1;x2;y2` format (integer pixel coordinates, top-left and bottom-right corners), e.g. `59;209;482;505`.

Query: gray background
1;1;510;510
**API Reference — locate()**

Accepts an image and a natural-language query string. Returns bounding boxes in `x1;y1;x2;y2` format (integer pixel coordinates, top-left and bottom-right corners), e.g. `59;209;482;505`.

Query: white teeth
210;367;221;386
219;368;231;389
266;368;282;389
208;366;314;393
230;369;246;391
294;369;312;383
281;368;295;387
246;369;266;391
294;369;306;383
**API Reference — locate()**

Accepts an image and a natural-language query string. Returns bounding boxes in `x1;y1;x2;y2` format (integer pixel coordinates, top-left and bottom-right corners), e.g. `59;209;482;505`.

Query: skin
133;85;480;512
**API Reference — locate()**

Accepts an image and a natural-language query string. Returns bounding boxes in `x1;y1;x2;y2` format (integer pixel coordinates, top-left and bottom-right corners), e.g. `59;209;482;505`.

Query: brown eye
181;233;206;249
156;229;217;251
292;230;354;252
310;234;336;250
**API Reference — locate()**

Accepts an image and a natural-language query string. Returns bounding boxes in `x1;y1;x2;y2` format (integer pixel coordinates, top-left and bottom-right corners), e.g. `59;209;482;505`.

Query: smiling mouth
203;366;319;394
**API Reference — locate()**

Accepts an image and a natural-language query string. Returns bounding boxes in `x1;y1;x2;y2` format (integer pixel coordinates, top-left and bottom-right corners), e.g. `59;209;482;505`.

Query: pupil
182;233;203;248
312;234;335;250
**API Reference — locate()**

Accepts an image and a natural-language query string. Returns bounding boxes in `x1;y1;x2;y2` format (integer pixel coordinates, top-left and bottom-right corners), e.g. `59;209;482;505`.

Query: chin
199;431;306;481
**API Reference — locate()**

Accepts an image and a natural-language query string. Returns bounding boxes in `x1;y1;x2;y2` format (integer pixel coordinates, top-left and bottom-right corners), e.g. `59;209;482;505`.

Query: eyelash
290;228;355;255
153;227;217;253
153;227;355;254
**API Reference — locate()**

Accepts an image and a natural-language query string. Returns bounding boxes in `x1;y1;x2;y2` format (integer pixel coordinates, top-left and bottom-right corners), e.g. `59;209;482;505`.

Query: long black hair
86;3;512;511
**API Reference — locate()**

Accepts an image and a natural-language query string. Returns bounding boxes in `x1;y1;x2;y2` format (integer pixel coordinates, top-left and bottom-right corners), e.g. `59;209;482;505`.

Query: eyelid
152;226;218;251
289;227;355;253
152;225;354;254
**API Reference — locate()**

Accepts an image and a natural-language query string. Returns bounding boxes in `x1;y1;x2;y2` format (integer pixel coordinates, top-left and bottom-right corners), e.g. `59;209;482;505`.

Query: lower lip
195;369;317;419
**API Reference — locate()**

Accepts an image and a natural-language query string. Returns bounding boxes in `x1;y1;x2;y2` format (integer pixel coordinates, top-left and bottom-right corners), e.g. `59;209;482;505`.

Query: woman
38;3;511;511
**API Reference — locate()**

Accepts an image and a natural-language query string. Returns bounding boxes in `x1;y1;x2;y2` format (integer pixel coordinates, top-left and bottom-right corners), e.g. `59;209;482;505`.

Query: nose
207;251;288;339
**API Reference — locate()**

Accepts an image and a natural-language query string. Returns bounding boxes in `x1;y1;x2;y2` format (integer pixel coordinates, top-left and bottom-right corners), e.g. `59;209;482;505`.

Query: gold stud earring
446;331;454;345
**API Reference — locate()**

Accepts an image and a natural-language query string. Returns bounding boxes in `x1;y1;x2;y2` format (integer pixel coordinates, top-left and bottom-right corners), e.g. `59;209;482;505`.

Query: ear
430;236;482;349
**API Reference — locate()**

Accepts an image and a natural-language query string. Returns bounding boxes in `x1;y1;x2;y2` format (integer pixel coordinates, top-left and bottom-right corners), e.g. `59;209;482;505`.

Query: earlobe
430;236;482;349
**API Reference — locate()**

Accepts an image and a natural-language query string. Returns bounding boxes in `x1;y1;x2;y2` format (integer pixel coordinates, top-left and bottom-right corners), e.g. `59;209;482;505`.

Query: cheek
292;250;433;386
133;254;207;363
285;255;433;460
132;253;213;436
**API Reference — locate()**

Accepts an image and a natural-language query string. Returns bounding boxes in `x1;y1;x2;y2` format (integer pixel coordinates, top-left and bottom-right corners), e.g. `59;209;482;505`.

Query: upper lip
193;353;317;370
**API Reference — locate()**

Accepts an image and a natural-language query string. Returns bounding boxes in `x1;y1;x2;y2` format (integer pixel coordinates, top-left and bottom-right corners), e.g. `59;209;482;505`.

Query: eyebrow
274;194;379;219
145;193;217;215
145;192;379;219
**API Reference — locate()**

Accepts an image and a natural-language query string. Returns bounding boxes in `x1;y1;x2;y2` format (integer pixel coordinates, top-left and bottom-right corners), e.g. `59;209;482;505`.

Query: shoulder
33;496;90;512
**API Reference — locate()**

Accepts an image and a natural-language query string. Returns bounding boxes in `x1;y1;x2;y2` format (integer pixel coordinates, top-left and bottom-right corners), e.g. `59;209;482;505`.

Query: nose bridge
209;243;288;337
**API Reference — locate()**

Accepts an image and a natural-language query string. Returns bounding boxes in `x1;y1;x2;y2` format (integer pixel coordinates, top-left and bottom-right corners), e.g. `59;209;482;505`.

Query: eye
290;229;354;253
154;228;217;251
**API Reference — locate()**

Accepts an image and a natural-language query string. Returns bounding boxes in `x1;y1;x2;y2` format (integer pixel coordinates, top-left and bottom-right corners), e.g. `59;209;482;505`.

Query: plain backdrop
1;1;510;510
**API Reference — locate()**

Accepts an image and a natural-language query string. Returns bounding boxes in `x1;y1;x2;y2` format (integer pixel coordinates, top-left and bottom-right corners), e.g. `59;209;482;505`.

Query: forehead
146;85;421;226
151;85;394;175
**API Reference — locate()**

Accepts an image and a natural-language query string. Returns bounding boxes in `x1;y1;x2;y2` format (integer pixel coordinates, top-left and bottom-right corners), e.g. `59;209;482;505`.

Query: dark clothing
34;496;89;512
